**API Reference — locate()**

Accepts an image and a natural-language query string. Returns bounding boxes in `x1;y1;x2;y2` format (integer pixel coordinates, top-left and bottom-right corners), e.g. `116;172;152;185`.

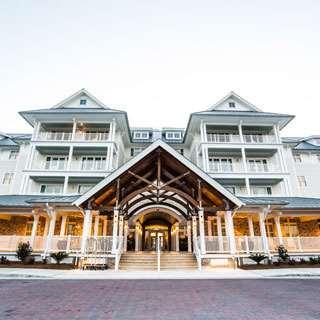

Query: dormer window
166;132;182;140
80;99;87;105
133;131;149;139
228;102;235;108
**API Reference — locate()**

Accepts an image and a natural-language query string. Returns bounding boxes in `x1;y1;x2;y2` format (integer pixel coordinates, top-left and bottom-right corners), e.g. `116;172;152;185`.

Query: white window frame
80;99;87;105
77;184;94;194
251;186;272;196
293;154;302;163
165;132;182;140
298;176;307;188
81;156;107;170
208;158;233;172
228;102;236;108
8;150;19;160
133;131;149;139
2;172;14;185
39;184;63;194
45;156;67;170
131;148;144;157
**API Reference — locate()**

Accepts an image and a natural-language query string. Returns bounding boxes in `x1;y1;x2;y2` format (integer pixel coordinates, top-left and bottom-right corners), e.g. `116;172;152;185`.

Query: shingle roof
0;195;78;208
240;197;320;209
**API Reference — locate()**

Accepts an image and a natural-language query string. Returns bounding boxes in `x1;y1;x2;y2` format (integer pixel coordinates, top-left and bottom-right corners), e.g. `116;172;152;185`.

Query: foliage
24;255;35;264
308;257;319;265
288;258;296;265
299;258;306;264
16;242;32;262
50;252;69;264
277;245;289;262
248;253;267;265
0;256;9;264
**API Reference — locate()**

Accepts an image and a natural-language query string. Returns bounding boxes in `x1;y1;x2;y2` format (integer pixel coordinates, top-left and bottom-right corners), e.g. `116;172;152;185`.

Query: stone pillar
175;223;179;252
192;215;197;252
60;216;67;236
93;215;100;237
274;216;283;244
247;216;255;237
123;220;128;252
187;220;192;252
224;211;236;254
80;210;93;255
198;209;206;254
112;209;119;253
217;215;224;251
135;223;140;252
102;219;108;236
30;213;40;247
259;211;270;254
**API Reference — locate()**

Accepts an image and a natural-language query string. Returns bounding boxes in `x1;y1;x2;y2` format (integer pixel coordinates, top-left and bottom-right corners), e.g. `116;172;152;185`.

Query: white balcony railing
268;237;320;253
243;134;277;144
246;162;280;173
37;132;72;141
207;161;243;173
74;132;109;141
206;133;241;143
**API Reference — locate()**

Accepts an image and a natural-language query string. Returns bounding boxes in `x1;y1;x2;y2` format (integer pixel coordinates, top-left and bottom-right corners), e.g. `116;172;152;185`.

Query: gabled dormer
53;88;108;109
207;91;262;112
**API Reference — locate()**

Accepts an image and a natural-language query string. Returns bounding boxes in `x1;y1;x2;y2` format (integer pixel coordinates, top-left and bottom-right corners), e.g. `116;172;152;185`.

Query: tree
16;242;32;262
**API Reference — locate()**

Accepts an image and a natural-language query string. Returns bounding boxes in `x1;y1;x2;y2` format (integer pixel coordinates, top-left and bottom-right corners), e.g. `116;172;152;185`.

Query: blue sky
1;0;320;136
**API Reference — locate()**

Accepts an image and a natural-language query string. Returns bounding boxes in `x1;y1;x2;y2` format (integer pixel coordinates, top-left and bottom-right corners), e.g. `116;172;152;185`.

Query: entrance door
150;232;164;250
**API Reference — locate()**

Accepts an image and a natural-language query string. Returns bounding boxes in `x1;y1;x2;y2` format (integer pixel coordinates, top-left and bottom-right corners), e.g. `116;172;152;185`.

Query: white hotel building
0;89;320;270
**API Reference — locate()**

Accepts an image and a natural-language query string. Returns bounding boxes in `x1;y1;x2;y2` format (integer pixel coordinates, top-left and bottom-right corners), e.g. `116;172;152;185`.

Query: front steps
119;252;198;271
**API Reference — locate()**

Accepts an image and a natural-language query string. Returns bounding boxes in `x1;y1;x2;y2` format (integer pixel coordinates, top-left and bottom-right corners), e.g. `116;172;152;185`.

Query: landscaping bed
241;263;320;270
0;262;75;269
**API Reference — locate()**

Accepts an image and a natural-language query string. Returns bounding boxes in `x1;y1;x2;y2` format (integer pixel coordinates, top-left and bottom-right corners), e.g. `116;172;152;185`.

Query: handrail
115;236;123;271
157;233;161;272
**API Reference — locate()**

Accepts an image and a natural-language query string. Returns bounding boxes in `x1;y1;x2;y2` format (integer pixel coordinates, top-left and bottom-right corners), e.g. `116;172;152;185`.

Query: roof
74;139;244;207
0;195;78;208
240;197;320;210
0;133;32;147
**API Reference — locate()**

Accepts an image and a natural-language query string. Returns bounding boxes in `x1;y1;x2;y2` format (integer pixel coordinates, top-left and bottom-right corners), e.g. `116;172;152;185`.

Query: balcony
206;133;241;143
207;160;243;173
37;132;72;141
243;134;277;144
74;132;109;141
246;162;280;173
36;131;109;142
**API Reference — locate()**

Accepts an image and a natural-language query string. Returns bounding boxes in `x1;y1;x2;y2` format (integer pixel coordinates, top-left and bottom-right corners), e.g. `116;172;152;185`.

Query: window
211;218;226;236
130;148;144;157
228;102;236;108
208;158;233;172
8;150;18;160
40;184;63;194
45;156;67;170
133;131;149;139
81;156;106;170
225;186;236;194
77;184;94;194
265;219;275;237
80;99;87;105
283;218;299;237
251;186;272;195
247;159;268;172
166;132;182;140
294;154;302;163
2;172;13;185
298;176;307;188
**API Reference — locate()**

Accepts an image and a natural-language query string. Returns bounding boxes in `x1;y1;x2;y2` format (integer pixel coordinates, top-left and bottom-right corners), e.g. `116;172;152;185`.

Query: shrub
16;242;32;262
299;258;306;264
309;257;318;265
248;253;267;265
50;252;69;264
0;256;9;264
24;255;35;264
288;258;296;265
277;245;289;262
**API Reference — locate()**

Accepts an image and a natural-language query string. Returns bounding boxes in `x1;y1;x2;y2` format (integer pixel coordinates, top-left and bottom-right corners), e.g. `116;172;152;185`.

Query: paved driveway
0;279;319;320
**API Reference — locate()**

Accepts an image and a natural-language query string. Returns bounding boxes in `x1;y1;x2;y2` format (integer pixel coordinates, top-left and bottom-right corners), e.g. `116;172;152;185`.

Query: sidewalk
0;267;320;279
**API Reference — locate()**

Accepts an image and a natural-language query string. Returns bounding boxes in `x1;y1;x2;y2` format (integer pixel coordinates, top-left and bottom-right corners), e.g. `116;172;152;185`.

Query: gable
53;89;108;109
208;92;262;112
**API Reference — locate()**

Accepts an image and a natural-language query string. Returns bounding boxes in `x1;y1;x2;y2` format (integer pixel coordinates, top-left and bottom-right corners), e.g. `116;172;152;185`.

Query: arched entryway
129;207;187;252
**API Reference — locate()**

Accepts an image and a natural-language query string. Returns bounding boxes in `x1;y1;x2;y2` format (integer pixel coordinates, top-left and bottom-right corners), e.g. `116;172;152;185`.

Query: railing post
81;210;93;256
112;209;119;253
244;235;249;254
187;220;192;252
297;236;303;252
224;211;236;255
258;210;270;257
198;209;206;255
192;216;197;252
66;234;71;253
217;215;224;252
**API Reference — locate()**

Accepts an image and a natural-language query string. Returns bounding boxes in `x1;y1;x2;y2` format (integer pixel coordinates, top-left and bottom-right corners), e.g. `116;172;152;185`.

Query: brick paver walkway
0;279;319;320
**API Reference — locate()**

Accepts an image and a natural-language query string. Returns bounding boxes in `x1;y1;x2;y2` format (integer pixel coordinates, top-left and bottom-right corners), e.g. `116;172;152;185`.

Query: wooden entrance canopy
74;140;243;219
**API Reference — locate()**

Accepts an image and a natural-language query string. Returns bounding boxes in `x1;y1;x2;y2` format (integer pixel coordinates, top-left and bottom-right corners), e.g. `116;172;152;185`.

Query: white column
112;209;119;252
30;213;40;247
238;121;244;143
66;146;73;171
247;216;255;237
135;223;140;252
60;216;67;236
118;215;124;237
102;219;108;236
241;147;248;173
198;209;206;254
274;216;283;244
192;216;197;252
224;211;236;254
207;217;212;236
175;223;180;252
71;119;77;140
216;215;224;251
45;209;57;255
245;178;251;196
259;211;270;254
123;220;128;252
63;176;69;195
27;145;36;170
81;210;93;255
187;220;192;252
43;217;50;236
93;215;100;237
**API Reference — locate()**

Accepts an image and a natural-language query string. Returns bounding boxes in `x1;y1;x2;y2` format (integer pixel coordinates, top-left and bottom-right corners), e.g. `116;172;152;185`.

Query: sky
0;0;320;136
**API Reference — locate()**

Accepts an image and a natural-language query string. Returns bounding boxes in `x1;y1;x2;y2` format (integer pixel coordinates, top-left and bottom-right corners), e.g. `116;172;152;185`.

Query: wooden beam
116;178;120;207
162;171;190;188
128;170;157;188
